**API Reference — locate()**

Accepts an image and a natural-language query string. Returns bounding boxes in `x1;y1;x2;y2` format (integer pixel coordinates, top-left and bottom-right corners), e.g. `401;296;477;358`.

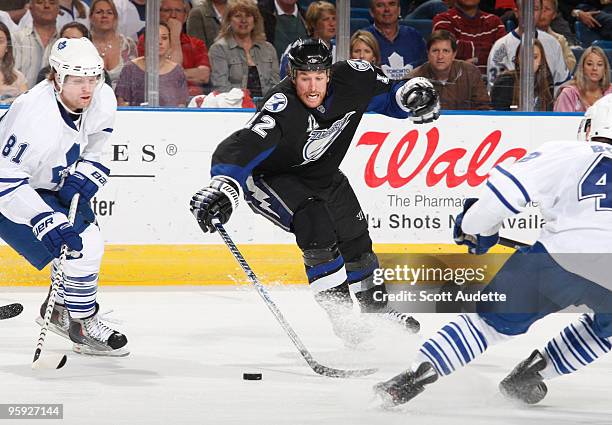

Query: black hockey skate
381;308;420;333
374;362;438;407
499;350;548;404
36;299;70;340
69;305;129;357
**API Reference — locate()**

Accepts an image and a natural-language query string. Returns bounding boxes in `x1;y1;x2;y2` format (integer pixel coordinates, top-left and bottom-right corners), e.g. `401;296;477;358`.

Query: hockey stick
0;303;23;320
211;218;378;378
498;237;530;250
32;193;80;370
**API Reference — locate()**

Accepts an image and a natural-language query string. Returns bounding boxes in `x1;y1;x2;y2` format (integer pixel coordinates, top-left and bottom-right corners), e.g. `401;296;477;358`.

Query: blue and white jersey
463;140;612;288
0;81;116;226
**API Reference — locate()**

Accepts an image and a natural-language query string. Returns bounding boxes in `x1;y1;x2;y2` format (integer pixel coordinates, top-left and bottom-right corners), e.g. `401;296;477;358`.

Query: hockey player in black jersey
190;38;440;344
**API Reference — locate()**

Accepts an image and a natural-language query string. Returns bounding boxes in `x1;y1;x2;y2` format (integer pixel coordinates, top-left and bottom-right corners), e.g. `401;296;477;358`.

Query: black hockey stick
0;303;23;320
211;218;378;378
32;193;80;370
498;237;530;250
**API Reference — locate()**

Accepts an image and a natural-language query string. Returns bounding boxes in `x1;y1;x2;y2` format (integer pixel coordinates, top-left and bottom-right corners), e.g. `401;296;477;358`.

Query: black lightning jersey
211;60;411;188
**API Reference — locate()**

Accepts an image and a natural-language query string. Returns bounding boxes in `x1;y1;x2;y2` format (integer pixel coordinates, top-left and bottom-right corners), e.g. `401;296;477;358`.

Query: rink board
0;110;582;286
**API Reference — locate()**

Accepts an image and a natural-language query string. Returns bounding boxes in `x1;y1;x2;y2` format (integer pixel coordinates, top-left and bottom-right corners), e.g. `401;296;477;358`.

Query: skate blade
371;385;399;410
72;343;130;357
34;317;70;340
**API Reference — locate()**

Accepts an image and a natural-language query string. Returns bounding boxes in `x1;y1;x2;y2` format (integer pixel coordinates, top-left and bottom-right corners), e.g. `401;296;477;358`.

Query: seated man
410;30;491;109
433;0;506;75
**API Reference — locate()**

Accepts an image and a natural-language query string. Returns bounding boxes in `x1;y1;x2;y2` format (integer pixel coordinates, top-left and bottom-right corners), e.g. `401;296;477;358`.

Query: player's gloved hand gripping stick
191;180;377;377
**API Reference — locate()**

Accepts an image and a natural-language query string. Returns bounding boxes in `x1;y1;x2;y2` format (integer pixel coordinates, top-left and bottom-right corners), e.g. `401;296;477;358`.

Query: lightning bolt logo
246;176;279;218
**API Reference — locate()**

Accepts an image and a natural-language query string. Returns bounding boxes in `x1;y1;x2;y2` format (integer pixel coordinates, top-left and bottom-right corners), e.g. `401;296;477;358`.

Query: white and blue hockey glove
190;176;240;233
453;198;499;255
59;160;110;206
399;77;440;124
31;212;83;258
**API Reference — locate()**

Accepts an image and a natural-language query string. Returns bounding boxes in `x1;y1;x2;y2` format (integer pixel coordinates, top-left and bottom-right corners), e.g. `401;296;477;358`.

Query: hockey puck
243;373;262;380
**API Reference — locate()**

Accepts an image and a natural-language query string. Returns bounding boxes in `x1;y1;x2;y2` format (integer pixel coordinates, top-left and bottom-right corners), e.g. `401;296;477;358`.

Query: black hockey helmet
287;38;332;79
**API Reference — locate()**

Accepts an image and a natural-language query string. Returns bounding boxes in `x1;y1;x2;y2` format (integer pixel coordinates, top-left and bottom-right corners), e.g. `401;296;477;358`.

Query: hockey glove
59;160;110;206
453;198;499;255
190;176;240;233
399;77;440;124
31;212;83;258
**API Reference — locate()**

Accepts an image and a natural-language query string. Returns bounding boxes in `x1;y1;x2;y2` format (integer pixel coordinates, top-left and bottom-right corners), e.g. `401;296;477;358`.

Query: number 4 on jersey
579;156;612;211
1;135;28;164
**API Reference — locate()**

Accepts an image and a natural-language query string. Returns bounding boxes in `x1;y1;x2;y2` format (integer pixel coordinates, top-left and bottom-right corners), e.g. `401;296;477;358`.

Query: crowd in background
1;0;612;111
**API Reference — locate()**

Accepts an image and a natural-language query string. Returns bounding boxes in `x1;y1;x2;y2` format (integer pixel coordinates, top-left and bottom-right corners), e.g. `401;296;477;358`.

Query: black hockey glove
399;77;440;124
190;176;240;233
453;198;499;255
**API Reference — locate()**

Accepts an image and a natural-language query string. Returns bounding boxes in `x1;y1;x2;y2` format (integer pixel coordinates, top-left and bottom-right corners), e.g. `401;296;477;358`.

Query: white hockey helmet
49;37;104;92
588;94;612;142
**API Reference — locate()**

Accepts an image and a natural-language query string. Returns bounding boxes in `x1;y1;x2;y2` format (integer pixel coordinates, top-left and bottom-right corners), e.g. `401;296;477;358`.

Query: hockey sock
540;314;611;379
413;313;511;376
63;273;98;319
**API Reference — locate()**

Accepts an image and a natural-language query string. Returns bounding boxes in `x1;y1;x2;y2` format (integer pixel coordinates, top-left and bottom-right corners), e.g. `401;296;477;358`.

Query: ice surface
1;286;610;425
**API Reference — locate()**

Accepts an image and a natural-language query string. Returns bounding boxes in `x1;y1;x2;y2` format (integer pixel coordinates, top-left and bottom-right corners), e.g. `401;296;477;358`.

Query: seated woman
90;0;137;89
350;30;381;66
491;39;554;111
209;0;279;98
554;46;612;112
0;22;27;104
115;23;189;107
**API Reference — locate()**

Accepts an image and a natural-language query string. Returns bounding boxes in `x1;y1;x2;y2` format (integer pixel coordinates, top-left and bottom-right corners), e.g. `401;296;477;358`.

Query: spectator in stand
138;0;211;96
257;0;308;60
13;0;59;88
112;0;143;41
1;1;28;27
554;46;612;112
365;0;427;80
409;30;490;109
432;0;506;75
116;22;189;106
90;0;137;89
187;0;226;48
537;0;576;72
350;29;381;65
36;21;112;85
0;22;27;103
279;1;335;78
209;0;279;97
487;0;569;94
491;39;554;110
567;1;612;41
19;0;89;31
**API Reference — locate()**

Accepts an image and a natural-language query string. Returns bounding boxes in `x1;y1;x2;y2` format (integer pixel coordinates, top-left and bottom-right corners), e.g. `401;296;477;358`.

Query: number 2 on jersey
579;156;612;211
1;135;28;164
245;114;276;138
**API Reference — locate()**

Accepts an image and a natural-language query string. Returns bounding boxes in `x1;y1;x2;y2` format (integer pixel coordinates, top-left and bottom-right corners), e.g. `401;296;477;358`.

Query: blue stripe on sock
581;318;612;352
547;341;571;374
552;339;577;373
561;330;589;365
438;331;465;367
430;339;456;372
571;324;599;360
442;325;472;363
423;341;452;375
305;255;344;282
545;346;562;375
419;348;443;376
449;322;475;360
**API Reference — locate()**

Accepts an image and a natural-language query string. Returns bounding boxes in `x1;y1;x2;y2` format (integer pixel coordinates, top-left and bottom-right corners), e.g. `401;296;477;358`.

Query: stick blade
32;354;67;370
313;363;378;378
0;303;24;320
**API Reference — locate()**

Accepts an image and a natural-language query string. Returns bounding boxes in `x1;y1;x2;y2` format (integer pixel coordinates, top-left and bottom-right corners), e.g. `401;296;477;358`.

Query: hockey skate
374;362;438;407
69;306;129;357
499;350;548;404
35;299;71;340
380;308;420;333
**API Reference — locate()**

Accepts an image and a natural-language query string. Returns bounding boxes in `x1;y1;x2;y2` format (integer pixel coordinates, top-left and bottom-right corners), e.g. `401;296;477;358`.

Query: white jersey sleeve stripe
0;180;27;197
485;181;520;214
495;165;531;203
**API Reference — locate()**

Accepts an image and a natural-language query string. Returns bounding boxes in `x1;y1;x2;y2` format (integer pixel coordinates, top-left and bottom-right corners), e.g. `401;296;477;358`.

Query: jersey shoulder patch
263;93;289;113
347;59;373;72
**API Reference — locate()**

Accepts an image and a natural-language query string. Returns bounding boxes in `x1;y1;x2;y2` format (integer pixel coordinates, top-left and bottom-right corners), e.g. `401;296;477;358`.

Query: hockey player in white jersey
0;37;128;356
374;99;612;406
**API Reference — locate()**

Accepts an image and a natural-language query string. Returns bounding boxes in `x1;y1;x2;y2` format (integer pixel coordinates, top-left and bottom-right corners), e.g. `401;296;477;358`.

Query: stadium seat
575;22;600;48
351;7;372;20
350;18;371;34
400;19;432;40
350;0;371;8
571;46;584;70
592;39;612;49
603;48;612;66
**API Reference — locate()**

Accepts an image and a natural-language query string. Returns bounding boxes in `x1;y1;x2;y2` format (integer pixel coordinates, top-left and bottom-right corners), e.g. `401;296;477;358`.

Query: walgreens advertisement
93;111;580;244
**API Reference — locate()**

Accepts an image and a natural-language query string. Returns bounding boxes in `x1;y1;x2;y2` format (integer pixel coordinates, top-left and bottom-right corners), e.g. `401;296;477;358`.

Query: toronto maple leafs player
374;96;612;406
190;38;440;344
0;38;128;356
